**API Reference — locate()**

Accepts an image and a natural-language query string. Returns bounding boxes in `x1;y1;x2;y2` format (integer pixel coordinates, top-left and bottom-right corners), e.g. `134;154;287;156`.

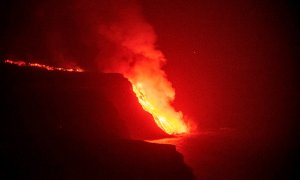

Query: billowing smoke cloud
98;2;172;99
97;2;164;71
96;1;188;134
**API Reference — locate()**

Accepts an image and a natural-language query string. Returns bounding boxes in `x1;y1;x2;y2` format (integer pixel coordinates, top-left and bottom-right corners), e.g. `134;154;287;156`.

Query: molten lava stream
132;82;189;135
4;59;84;72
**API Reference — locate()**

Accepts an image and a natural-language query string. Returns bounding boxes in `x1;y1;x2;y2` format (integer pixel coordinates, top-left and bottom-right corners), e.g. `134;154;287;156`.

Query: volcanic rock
0;62;195;179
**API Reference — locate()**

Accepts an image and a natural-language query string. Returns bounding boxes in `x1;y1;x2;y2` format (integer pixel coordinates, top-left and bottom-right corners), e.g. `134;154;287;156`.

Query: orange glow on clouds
98;4;190;135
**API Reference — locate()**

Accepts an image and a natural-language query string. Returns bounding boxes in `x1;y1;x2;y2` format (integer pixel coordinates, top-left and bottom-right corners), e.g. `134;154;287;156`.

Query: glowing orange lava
131;81;188;135
4;59;84;72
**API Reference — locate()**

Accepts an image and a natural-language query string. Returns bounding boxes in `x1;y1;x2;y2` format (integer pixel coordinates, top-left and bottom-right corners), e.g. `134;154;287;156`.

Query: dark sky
141;0;299;133
1;0;298;135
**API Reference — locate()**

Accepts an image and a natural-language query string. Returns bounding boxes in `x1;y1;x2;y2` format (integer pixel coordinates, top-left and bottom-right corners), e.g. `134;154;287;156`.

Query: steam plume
98;1;188;134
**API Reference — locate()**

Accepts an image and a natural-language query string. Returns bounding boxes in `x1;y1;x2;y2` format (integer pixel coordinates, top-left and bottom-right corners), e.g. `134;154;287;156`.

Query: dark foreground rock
0;63;195;179
3;138;195;179
0;61;169;139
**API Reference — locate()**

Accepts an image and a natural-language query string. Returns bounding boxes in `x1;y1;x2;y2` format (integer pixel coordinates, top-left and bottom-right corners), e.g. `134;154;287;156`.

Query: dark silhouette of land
0;62;195;179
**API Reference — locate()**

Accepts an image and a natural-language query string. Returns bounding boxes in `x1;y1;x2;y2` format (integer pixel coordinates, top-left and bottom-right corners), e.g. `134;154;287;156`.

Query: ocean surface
147;128;296;179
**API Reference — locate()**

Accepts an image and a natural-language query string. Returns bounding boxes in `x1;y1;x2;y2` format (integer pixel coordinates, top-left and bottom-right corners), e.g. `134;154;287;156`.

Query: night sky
1;0;299;140
141;0;299;132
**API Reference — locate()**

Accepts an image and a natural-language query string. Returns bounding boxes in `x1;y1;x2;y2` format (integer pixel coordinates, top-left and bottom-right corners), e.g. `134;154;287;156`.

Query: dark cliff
0;62;195;179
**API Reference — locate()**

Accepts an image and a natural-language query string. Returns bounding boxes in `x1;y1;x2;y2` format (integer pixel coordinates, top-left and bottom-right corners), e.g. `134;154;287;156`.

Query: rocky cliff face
1;63;195;179
1;62;169;139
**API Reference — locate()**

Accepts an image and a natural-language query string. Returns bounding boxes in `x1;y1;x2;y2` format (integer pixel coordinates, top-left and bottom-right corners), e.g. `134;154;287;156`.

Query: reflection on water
146;131;215;154
146;131;220;179
146;128;292;179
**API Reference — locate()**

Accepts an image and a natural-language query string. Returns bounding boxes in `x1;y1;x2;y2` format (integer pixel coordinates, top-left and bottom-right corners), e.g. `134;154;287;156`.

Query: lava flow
132;81;188;135
124;61;189;135
4;59;84;72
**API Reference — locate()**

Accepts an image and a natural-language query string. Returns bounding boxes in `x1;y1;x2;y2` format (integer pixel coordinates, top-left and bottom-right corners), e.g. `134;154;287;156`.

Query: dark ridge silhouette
0;61;169;139
0;62;196;179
